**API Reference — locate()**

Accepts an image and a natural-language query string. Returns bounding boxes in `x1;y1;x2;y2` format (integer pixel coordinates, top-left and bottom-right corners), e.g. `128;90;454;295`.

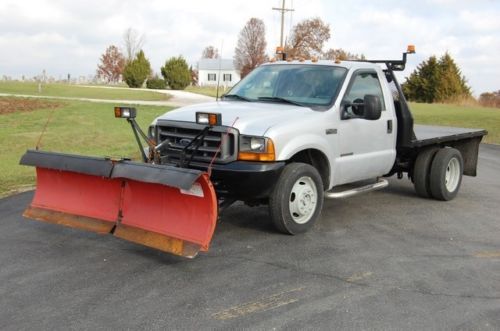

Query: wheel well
289;149;330;190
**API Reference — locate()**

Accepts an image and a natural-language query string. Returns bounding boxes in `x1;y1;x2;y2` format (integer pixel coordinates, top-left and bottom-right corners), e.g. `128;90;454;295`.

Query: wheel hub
445;157;460;192
289;176;317;224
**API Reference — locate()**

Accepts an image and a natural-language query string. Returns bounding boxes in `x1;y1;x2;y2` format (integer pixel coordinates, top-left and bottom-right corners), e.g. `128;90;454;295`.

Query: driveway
0;145;499;330
0;88;214;108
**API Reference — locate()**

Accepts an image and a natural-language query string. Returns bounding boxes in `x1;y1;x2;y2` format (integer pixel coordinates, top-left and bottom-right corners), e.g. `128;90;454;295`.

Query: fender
272;133;337;189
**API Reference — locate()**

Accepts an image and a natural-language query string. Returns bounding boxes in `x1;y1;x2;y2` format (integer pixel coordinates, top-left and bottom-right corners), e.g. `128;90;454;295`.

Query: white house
197;58;241;87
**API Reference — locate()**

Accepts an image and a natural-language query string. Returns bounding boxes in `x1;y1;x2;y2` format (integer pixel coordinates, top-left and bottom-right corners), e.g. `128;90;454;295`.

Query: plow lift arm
119;107;213;169
20;107;220;258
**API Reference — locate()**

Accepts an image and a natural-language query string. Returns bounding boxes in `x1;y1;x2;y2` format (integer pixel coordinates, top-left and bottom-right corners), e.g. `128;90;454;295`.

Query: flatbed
412;125;487;148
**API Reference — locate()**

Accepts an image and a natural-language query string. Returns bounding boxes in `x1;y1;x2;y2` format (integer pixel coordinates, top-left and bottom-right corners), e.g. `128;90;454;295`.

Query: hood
154;100;315;136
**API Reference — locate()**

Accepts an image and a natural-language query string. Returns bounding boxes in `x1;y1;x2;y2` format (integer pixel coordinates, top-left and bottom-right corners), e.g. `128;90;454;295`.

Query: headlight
239;135;275;161
240;136;266;152
114;106;136;118
250;137;265;151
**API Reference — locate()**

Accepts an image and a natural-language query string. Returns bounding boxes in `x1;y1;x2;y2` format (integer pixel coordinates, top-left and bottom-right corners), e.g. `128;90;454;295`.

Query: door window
342;71;385;118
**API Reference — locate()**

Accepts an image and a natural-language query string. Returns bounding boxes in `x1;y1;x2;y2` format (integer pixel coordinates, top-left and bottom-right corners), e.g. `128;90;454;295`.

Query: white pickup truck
147;49;486;235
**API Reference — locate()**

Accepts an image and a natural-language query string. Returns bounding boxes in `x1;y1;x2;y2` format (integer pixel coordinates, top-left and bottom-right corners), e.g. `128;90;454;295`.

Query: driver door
336;70;396;185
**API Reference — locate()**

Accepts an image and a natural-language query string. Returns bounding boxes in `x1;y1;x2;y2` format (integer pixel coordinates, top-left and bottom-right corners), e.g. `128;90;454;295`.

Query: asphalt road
1;144;499;330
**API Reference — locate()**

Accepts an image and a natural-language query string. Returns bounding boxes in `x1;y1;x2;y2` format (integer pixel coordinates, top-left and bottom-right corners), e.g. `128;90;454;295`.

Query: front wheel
269;163;324;234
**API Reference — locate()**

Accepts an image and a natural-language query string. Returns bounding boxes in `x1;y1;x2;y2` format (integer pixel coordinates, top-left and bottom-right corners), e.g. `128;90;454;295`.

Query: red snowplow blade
20;150;218;258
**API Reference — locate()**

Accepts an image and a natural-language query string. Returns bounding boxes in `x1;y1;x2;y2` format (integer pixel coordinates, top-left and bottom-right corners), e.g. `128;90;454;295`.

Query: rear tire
429;148;463;201
413;147;439;198
269;163;324;234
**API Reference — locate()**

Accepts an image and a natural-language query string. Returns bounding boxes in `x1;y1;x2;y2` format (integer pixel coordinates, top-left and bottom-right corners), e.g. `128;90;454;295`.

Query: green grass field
410;102;499;144
0;81;170;101
185;86;228;98
0;97;172;197
0;96;497;197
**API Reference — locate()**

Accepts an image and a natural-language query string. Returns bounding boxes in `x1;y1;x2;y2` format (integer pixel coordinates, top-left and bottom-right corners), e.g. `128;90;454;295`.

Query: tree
190;65;199;86
122;50;151;88
403;56;440;103
201;46;219;59
322;48;365;61
479;90;500;108
287;17;330;58
436;53;471;102
234;18;267;78
123;27;145;62
96;45;125;83
161;56;191;90
403;53;470;103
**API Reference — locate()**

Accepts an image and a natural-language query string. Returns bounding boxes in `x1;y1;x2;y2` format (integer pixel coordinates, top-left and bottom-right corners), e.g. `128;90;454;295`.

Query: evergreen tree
403;53;470;103
436;53;471;101
161;56;191;90
122;50;151;88
403;56;440;103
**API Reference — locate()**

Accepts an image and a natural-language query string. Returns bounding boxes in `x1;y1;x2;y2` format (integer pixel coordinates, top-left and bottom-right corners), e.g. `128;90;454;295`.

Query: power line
272;0;294;48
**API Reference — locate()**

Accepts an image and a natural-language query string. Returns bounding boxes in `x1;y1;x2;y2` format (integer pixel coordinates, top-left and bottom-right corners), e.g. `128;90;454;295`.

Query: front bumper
187;161;286;200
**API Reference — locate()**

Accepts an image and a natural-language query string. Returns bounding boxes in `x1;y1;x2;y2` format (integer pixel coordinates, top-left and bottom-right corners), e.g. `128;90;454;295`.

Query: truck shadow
218;202;276;234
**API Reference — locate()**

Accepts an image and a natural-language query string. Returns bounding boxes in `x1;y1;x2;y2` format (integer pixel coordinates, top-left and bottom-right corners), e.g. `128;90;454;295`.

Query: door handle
387;120;393;133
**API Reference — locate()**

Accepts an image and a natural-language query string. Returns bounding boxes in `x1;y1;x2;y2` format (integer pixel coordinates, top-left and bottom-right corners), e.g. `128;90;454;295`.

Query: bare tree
234;18;267;78
96;45;126;83
322;48;365;61
287;17;330;58
201;46;219;59
123;27;145;62
190;65;199;86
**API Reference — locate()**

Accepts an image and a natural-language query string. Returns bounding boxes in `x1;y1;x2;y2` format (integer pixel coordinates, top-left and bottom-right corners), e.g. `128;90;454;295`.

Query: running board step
325;178;388;199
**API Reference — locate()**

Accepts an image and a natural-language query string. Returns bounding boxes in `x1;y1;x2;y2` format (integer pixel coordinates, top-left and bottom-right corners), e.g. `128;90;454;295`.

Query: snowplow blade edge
20;150;218;258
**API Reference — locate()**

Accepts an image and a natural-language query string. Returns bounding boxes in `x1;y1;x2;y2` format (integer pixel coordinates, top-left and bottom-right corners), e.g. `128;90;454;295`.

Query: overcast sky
0;0;498;94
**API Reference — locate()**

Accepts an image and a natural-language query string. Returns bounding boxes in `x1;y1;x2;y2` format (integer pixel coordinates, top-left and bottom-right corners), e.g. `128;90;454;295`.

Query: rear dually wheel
429;148;464;201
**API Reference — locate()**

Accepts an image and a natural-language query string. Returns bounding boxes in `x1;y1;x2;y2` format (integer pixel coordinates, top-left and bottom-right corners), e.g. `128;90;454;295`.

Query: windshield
226;64;347;108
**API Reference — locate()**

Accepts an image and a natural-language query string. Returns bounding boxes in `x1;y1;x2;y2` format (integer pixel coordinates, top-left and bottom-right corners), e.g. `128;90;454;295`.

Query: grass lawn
0;81;170;101
185;86;228;98
0;97;172;197
410;102;499;144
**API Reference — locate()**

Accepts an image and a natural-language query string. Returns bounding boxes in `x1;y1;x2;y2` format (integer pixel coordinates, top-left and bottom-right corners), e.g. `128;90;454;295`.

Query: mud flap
20;150;218;258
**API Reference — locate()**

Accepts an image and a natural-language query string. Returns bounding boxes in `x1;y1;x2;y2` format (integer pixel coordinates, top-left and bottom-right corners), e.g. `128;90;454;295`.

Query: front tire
269;163;324;234
429;148;463;201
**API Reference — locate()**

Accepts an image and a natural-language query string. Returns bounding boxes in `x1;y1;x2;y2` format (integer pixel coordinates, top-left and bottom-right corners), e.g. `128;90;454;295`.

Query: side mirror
363;95;382;120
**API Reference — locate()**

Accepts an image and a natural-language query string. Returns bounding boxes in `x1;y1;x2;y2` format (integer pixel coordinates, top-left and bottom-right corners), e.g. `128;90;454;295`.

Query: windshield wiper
223;94;252;102
257;96;306;107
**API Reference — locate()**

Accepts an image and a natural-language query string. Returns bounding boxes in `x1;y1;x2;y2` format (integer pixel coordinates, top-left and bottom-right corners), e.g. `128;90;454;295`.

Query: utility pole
272;0;294;48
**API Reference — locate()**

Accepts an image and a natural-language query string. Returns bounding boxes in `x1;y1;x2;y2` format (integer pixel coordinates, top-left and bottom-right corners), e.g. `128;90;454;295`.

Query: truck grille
156;121;237;165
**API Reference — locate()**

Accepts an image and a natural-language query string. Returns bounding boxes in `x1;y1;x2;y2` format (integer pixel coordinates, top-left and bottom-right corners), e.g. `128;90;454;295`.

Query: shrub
122;50;151;88
146;77;167;89
161;56;191;90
